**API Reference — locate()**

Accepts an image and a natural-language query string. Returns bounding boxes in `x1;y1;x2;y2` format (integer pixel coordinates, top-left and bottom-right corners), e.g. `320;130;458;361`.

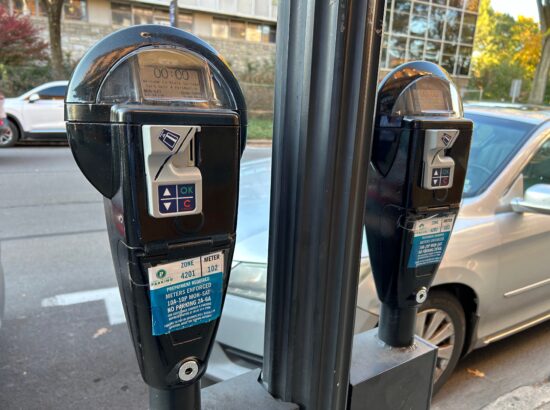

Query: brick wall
32;18;115;61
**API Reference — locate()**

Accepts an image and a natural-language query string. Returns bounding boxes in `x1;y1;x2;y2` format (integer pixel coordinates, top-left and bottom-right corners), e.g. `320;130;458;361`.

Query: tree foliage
0;6;48;67
470;0;543;102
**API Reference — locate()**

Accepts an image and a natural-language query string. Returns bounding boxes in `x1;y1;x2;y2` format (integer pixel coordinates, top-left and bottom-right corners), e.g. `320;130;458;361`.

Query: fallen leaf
466;368;485;378
93;327;111;339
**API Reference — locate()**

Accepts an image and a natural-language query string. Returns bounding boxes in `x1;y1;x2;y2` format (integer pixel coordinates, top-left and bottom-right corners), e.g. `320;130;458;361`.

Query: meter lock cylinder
364;61;472;347
64;25;246;393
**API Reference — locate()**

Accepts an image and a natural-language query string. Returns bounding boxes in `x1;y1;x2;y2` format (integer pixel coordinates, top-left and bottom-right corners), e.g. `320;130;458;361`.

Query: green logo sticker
156;269;167;279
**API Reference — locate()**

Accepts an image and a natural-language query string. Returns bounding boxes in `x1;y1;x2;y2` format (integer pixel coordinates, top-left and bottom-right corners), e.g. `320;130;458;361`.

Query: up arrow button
158;185;176;199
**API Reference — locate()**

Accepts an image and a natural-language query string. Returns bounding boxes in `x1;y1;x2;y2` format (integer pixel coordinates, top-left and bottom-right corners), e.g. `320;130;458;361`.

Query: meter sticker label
148;251;225;336
407;215;455;268
158;129;181;151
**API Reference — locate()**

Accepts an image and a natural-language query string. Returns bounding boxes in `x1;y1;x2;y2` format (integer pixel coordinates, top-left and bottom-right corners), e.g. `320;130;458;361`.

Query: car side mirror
28;93;40;103
511;184;550;215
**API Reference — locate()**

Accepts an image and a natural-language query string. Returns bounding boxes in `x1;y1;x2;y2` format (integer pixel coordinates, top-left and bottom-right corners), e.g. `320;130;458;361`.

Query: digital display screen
414;88;449;112
138;52;206;101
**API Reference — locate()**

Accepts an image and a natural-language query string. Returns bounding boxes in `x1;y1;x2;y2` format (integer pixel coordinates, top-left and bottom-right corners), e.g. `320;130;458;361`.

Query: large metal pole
262;0;385;409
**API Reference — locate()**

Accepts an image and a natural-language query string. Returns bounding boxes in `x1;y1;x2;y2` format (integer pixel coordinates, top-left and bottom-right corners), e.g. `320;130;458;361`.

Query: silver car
208;106;550;393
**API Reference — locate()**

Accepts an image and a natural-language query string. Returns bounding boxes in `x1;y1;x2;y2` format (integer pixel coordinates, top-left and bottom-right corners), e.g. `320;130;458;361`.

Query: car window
37;86;67;100
462;113;535;198
522;139;550;192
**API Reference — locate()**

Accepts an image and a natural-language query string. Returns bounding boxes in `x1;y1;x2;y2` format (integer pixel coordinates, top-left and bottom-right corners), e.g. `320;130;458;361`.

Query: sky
491;0;540;22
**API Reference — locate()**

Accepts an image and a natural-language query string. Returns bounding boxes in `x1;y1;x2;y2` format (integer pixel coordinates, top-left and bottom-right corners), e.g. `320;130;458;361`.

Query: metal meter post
262;0;385;408
364;61;473;347
65;25;246;409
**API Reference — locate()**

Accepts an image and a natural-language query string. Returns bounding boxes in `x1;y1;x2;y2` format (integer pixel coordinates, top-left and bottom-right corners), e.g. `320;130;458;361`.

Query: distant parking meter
365;62;472;347
65;25;246;401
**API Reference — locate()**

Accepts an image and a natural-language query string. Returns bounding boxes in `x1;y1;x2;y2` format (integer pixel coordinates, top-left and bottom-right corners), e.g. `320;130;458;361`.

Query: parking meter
365;62;472;347
64;25;246;401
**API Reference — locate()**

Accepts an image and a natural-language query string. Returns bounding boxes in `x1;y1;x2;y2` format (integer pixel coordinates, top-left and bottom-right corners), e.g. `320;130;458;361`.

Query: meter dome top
65;25;246;118
376;61;463;120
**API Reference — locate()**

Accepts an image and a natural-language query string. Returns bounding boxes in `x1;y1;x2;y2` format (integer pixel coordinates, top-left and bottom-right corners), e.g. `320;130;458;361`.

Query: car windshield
462;113;536;197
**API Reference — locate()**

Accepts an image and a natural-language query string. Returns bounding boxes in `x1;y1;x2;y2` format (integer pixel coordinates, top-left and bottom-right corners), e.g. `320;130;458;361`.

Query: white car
1;81;68;148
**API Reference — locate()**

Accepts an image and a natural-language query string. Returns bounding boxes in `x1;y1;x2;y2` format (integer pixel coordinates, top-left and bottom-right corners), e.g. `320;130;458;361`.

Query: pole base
149;383;200;410
349;328;437;410
378;304;417;347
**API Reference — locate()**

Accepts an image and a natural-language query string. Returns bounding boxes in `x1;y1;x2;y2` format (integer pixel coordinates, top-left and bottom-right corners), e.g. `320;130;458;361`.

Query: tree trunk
529;35;550;104
47;10;63;79
40;0;65;80
529;0;550;104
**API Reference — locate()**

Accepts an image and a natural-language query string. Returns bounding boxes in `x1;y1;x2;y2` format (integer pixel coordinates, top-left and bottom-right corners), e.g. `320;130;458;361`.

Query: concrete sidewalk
482;380;550;410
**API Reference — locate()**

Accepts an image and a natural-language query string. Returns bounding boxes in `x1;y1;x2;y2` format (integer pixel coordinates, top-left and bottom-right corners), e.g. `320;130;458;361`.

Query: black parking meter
65;25;246;405
365;62;472;347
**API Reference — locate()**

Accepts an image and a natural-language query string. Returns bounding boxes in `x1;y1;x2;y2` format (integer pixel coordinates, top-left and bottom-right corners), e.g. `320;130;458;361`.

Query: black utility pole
169;0;178;27
262;0;385;409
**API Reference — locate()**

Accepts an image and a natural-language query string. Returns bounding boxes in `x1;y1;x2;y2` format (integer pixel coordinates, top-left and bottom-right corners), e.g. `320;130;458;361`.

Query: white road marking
41;287;126;325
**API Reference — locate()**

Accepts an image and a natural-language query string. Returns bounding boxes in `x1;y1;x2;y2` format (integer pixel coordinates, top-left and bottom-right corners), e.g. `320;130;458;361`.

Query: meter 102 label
407;214;455;268
148;251;225;336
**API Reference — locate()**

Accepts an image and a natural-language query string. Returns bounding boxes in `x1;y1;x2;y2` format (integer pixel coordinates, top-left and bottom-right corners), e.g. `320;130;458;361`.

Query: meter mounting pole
262;0;385;409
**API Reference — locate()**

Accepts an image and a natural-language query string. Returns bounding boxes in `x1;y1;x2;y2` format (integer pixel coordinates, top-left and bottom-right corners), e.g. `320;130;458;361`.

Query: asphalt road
0;146;549;409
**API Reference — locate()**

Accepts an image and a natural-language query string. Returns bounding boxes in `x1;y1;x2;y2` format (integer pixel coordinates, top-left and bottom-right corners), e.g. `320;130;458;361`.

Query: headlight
227;262;268;302
227;258;370;303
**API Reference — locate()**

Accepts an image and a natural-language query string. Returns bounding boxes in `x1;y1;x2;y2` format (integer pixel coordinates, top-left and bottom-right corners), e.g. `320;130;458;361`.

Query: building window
428;6;446;41
442;42;457;73
133;6;153;24
245;22;262;42
260;24;271;43
64;0;87;21
457;45;472;75
388;35;407;68
230;20;246;40
461;12;477;44
112;2;131;26
212;17;229;39
424;41;442;64
153;9;170;26
449;0;464;9
408;39;425;60
466;0;479;12
410;3;428;37
392;0;411;36
444;9;461;42
220;0;237;12
111;2;194;30
179;12;193;31
12;0;37;15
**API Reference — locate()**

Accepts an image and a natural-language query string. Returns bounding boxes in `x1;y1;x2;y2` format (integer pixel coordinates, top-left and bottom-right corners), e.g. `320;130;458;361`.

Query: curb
482;381;550;410
247;139;273;147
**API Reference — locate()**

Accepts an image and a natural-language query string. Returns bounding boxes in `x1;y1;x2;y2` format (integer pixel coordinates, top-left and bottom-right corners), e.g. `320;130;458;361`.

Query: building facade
0;0;277;75
1;0;479;93
381;0;480;86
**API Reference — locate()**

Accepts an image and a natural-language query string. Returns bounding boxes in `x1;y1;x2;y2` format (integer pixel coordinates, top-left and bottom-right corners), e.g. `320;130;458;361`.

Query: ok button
177;184;195;197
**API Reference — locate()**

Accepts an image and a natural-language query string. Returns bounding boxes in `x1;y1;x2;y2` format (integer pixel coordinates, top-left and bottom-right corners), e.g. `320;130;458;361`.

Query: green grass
248;117;273;140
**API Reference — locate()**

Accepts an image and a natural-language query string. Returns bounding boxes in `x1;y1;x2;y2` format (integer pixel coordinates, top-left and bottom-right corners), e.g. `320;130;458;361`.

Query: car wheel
0;119;19;148
416;290;466;394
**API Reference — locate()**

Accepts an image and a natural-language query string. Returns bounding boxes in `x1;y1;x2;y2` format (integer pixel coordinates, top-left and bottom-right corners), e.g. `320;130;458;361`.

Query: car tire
0;119;19;148
416;290;466;394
